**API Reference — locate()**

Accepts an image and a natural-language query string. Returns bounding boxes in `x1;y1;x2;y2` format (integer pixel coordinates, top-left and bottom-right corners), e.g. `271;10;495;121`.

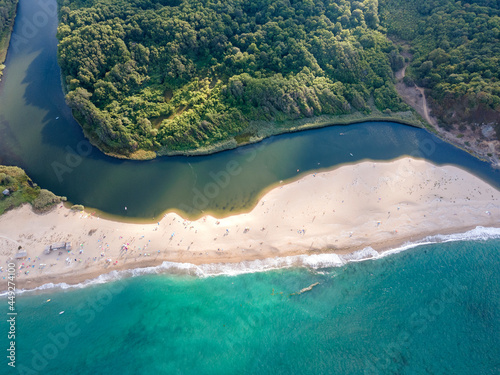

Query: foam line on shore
3;158;500;294
5;226;500;296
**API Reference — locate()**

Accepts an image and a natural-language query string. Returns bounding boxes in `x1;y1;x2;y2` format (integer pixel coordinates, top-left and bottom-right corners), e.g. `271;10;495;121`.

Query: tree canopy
57;0;411;156
0;0;18;67
380;0;500;130
0;0;17;44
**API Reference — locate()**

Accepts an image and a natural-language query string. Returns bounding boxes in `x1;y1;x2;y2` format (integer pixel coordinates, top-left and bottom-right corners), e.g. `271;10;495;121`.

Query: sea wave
5;226;500;296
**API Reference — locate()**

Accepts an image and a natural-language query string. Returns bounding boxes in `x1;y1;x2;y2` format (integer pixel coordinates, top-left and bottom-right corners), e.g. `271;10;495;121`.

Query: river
1;0;499;220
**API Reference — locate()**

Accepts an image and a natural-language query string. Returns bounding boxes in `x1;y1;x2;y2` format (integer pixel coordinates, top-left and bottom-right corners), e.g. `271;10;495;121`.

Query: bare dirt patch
394;52;499;167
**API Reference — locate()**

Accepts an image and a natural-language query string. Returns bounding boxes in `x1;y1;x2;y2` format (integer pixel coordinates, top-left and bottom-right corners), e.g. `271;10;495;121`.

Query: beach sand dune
1;157;499;289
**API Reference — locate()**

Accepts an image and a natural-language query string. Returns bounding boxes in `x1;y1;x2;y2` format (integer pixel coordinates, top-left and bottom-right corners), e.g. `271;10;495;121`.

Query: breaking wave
5;226;500;296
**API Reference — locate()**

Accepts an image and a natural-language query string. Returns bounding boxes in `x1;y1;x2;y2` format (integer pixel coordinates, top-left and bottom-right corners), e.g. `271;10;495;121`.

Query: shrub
32;189;61;212
403;76;415;87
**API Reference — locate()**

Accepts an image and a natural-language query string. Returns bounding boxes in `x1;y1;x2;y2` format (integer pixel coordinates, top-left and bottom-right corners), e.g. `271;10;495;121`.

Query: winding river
1;0;499;220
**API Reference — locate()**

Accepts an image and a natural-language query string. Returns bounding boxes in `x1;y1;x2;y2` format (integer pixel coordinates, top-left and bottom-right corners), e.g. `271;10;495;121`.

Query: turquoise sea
2;229;499;374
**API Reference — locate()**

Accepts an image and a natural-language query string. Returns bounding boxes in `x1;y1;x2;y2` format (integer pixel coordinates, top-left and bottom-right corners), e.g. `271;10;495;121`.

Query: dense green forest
0;0;18;78
56;0;414;157
56;0;499;157
379;0;500;131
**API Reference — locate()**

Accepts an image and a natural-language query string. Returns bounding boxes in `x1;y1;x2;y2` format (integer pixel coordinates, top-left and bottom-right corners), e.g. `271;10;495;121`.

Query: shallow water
3;236;499;374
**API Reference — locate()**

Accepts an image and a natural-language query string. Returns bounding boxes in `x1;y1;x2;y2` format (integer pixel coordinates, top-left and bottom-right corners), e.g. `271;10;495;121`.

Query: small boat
350;153;354;157
55;117;59;120
59;311;64;315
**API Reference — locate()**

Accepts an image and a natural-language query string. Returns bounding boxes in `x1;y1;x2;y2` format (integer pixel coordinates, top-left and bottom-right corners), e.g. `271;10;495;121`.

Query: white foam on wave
197;256;301;276
5;226;500;296
301;253;345;268
126;261;204;277
377;226;500;259
426;226;500;243
1;262;204;296
341;247;379;262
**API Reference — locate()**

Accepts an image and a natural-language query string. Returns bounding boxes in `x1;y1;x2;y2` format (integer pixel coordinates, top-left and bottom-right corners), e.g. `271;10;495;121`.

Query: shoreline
0;0;19;81
1;157;500;290
73;109;425;161
393;45;499;168
155;115;424;157
10;224;500;294
67;101;496;169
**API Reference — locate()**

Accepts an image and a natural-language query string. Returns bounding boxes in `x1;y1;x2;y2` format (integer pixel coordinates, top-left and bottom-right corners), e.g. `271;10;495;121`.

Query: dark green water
1;0;500;220
2;234;499;374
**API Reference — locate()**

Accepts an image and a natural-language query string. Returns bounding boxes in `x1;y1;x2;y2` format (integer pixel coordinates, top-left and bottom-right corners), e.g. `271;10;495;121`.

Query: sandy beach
1;157;499;290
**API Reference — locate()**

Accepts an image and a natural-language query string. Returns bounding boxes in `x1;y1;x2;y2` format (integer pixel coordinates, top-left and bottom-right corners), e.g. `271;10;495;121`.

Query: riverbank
1;157;499;290
76;109;425;160
0;0;19;81
154;113;425;158
397;79;500;167
394;45;500;168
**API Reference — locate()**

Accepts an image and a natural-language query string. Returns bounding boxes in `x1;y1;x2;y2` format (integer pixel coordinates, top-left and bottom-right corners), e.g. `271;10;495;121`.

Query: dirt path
395;60;438;127
395;64;406;81
395;60;499;167
415;86;436;126
395;70;437;127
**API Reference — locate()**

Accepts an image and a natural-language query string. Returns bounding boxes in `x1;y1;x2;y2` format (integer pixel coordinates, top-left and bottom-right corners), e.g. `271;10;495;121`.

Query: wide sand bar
1;157;499;289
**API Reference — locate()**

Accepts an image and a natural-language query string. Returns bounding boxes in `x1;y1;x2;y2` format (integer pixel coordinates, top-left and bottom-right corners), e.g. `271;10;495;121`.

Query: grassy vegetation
0;166;66;215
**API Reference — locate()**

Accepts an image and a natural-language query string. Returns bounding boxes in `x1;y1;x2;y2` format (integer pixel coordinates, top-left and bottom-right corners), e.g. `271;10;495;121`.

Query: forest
56;0;410;156
56;0;499;157
0;0;18;76
0;0;17;50
379;0;500;131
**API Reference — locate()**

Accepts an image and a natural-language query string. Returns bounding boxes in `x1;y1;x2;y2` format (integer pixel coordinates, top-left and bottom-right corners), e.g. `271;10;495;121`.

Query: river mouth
1;0;500;220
